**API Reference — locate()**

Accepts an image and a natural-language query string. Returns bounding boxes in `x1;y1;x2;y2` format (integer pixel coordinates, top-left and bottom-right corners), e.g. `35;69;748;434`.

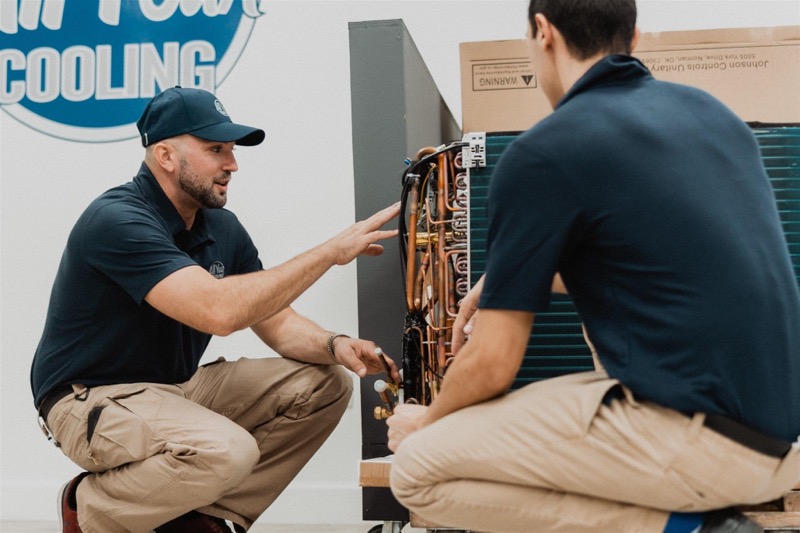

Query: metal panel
349;18;460;522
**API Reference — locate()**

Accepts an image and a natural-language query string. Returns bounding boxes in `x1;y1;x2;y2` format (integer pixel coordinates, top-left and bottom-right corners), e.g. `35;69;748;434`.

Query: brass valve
373;406;392;420
415;231;455;247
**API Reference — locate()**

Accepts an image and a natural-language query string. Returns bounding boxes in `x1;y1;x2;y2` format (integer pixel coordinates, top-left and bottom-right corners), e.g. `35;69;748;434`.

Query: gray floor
0;522;428;533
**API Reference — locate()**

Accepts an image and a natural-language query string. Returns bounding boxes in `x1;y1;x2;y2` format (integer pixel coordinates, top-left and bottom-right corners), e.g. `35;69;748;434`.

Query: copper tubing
377;390;394;414
427;323;439;405
375;348;398;391
405;177;420;311
450;252;468;305
413;250;430;310
413;168;436;309
444;153;455;213
454;151;463;169
436;153;448;370
420;168;438;227
405;148;435;312
446;260;458;317
429;380;439;401
400;145;472;406
410;323;435;405
415;146;437;160
445;153;463;213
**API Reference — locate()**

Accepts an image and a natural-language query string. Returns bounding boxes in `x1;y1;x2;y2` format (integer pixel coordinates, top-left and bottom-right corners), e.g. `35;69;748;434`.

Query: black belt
703;413;792;459
38;385;75;423
602;386;792;459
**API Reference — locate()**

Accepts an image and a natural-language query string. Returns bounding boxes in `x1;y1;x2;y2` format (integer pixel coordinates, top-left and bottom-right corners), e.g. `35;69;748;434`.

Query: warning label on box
472;61;536;91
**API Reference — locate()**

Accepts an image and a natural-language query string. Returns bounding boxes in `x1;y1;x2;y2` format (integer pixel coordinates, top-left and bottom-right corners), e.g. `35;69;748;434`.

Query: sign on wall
0;0;265;142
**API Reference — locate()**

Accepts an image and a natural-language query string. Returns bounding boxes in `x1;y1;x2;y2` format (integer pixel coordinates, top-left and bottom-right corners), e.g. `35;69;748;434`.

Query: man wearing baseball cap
31;87;401;533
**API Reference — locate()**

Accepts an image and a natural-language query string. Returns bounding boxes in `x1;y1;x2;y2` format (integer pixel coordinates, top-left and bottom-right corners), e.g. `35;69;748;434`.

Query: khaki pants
391;371;800;533
45;357;352;532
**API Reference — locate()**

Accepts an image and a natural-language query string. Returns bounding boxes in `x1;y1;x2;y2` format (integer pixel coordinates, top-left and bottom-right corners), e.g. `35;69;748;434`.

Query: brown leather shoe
155;511;233;533
58;472;89;533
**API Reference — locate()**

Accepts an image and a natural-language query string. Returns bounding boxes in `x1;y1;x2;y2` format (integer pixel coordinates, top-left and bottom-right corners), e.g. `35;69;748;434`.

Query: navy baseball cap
136;86;265;147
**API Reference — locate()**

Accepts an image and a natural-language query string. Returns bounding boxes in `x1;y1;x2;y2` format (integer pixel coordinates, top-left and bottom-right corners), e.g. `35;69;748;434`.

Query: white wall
2;0;798;526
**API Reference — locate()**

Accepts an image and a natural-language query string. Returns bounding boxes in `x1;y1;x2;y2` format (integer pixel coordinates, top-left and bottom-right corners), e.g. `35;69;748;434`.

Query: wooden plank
745;511;800;528
360;460;462;529
359;456;393;487
784;491;800;512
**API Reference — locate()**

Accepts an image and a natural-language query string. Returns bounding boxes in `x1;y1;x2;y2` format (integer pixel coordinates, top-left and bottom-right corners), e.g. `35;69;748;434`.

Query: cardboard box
459;39;553;133
460;26;800;133
635;26;800;124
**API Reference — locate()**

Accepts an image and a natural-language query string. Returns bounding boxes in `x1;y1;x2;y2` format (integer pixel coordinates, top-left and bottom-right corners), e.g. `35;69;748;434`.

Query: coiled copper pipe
405;177;420;311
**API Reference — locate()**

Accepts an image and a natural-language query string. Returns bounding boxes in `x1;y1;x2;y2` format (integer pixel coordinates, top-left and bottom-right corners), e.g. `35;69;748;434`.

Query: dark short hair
528;0;637;60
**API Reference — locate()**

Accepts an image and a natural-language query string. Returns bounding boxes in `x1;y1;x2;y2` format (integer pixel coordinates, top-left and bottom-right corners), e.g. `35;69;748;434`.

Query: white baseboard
259;483;365;524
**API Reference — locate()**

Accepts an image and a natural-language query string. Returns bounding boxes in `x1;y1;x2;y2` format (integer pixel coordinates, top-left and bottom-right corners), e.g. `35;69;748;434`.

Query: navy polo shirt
481;55;800;441
31;164;263;407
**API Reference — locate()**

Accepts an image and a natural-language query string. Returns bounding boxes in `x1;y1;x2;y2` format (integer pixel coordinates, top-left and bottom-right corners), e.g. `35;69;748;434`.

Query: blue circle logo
0;0;264;142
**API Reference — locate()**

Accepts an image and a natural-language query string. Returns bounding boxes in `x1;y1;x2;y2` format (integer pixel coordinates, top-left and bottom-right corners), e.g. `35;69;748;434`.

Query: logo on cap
214;100;229;117
0;1;266;143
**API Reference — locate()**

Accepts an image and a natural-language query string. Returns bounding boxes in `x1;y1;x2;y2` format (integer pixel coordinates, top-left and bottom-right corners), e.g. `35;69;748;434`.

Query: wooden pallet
361;458;800;530
360;456;463;530
359;455;393;488
741;483;800;530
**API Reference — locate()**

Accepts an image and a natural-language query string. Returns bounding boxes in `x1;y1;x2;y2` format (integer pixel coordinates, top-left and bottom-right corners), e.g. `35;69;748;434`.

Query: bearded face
178;155;231;209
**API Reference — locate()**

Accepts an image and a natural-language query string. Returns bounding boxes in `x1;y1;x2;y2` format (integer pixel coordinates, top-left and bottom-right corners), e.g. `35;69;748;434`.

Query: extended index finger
364;202;401;229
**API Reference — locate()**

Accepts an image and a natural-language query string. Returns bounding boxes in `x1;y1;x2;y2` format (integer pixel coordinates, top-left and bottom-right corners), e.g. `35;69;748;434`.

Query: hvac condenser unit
360;126;799;532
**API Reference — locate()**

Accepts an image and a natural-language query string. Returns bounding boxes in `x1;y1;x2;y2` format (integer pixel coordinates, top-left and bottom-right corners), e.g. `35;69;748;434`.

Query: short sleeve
479;137;584;312
230;214;263;275
78;201;196;304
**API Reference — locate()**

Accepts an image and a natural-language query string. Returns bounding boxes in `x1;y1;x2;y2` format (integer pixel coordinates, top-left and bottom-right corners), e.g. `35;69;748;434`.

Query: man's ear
534;13;554;49
151;142;177;173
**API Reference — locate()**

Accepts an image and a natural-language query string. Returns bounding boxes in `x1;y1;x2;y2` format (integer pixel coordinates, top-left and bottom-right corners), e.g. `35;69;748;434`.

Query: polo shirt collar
133;163;214;249
557;54;652;109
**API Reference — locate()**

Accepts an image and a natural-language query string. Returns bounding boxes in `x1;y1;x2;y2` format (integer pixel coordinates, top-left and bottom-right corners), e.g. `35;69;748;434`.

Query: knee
200;426;260;495
304;364;353;415
389;432;428;508
323;365;353;405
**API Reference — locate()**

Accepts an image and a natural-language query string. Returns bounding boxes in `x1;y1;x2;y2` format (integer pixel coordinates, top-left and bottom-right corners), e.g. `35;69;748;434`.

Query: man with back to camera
386;1;800;532
31;86;401;533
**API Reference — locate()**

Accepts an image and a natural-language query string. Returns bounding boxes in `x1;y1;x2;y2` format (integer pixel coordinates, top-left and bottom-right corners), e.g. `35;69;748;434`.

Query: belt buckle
37;411;61;448
37;385;88;448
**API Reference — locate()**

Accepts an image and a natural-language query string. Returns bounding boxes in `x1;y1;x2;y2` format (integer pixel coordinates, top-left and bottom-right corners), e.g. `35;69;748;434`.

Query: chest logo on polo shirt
209;261;225;279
